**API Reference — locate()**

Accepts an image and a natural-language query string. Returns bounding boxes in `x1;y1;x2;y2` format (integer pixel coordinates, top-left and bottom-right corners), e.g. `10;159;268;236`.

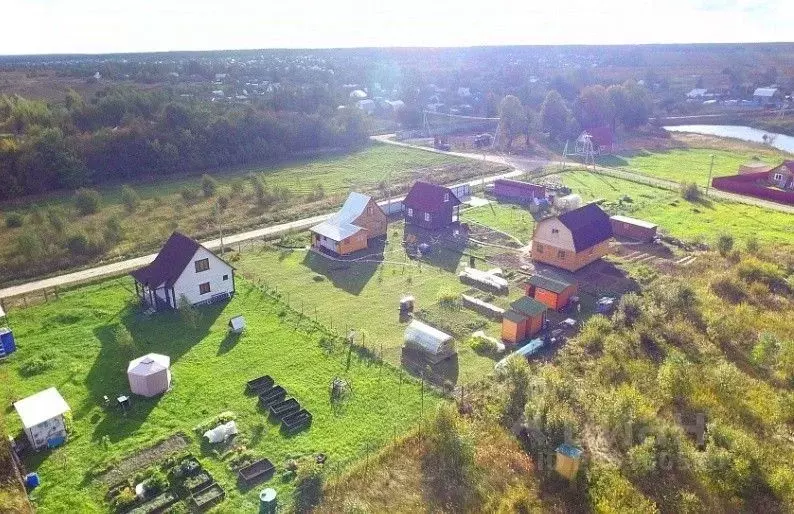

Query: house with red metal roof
581;126;615;154
403;181;461;230
531;203;613;272
130;232;235;311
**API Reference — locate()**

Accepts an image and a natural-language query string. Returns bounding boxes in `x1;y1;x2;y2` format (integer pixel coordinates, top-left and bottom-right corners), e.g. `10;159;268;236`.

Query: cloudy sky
3;0;790;55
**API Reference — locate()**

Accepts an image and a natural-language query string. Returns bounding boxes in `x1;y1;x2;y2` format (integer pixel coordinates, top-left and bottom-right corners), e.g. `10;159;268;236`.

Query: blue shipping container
0;327;16;357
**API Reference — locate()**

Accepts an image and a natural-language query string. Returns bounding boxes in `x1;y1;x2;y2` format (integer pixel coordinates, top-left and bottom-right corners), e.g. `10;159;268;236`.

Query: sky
3;0;792;55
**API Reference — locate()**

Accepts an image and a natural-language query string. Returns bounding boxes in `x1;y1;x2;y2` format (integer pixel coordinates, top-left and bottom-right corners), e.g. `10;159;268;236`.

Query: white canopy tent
127;353;171;397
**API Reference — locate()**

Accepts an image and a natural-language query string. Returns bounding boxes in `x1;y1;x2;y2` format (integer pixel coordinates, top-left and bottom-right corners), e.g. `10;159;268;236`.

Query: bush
737;257;788;292
229;179;245;197
680;182;701;202
745;236;760;255
144;469;168;496
121;184;141;212
46;209;65;234
217;195;230;212
469;335;499;355
293;465;324;512
110;487;137;511
180;188;199;203
114;324;134;352
5;212;23;228
710;275;746;304
716;233;734;257
74;187;102;215
19;352;55;377
104;216;124;244
66;232;100;256
16;230;44;260
614;293;643;327
436;286;458;307
201;174;218;197
178;295;201;328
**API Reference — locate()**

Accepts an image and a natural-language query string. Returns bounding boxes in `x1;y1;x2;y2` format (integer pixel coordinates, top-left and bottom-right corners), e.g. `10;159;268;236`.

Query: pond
664;124;794;154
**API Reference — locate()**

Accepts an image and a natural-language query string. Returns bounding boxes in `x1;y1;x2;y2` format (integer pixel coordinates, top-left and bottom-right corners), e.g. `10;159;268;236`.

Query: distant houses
403;181;461;230
130;232;235;311
310;192;387;256
753;87;782;107
531;203;613;272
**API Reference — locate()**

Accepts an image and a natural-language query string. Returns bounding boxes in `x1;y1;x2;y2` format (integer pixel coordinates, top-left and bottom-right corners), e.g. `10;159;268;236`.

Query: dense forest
0;89;368;200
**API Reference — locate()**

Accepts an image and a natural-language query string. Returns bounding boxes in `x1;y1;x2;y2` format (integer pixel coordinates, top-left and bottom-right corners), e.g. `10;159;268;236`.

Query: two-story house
310;192;388;256
531;203;613;272
403;181;461;230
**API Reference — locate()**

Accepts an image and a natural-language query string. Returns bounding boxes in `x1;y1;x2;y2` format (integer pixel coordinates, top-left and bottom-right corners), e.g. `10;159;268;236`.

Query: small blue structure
24;472;40;489
0;327;16;358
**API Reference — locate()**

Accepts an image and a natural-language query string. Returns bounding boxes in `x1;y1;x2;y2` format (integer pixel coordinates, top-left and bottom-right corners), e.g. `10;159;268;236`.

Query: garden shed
127;353;171;397
403;320;455;363
501;297;546;345
610;215;658;242
555;444;583;479
14;387;70;451
524;273;578;311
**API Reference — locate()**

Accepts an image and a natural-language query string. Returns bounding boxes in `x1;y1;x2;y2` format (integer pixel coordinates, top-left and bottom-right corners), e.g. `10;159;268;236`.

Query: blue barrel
259;488;277;514
24;472;40;489
0;328;15;357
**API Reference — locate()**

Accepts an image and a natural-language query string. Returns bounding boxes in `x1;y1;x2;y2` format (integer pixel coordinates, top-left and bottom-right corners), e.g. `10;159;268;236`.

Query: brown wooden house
531;203;613;272
310;192;387;256
403;181;461;230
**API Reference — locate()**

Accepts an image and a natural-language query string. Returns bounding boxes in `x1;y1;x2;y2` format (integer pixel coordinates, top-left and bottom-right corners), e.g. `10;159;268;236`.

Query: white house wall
172;247;234;306
533;219;576;251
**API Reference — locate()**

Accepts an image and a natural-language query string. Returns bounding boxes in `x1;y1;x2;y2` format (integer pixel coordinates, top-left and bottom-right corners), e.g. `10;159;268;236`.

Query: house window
773;173;783;181
407;208;413;217
223;274;229;281
558;250;566;259
551;228;559;234
443;193;449;202
535;243;544;253
194;258;210;272
424;212;431;222
199;282;211;295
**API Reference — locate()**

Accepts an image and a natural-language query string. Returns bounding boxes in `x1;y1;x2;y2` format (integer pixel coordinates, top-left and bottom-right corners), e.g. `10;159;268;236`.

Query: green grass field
560;169;793;246
0;143;504;286
460;202;536;244
233;230;518;386
0;277;439;513
603;147;777;186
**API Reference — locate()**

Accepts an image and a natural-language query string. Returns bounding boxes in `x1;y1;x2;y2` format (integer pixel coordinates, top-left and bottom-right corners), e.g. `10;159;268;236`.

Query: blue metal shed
0;327;16;358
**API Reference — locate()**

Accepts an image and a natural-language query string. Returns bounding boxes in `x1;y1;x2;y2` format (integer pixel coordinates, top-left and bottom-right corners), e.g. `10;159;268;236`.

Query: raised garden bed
190;483;225;511
127;491;179;514
237;458;275;487
183;470;213;494
258;386;286;409
176;456;202;478
281;409;312;434
245;375;274;395
269;398;300;420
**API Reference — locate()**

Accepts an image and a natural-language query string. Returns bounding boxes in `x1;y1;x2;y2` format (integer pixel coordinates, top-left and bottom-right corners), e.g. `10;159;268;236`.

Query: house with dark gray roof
531;203;613;272
130;232;234;311
403;181;461;230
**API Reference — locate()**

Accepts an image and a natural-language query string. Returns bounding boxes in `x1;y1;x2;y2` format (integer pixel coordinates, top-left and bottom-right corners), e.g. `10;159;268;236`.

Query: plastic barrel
24;472;40;489
259;488;277;513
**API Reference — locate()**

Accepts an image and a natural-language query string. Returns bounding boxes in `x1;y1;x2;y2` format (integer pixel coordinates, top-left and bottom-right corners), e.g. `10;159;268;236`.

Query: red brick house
403;181;461;230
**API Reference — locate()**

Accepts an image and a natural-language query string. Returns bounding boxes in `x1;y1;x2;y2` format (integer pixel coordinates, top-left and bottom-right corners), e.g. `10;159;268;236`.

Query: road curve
0;143;542;300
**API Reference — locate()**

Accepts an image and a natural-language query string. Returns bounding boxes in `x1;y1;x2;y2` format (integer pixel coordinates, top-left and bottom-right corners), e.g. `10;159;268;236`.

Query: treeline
0;88;368;200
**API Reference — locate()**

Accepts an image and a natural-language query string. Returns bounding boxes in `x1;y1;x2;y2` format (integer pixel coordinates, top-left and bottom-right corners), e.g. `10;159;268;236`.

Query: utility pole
705;154;715;196
213;203;225;256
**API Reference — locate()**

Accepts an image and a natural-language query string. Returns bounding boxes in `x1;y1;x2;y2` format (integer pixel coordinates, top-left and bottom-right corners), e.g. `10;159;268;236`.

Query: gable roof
556;203;613;252
310;192;380;242
753;87;779;97
403;181;461;211
510;296;547;317
527;273;575;294
14;387;70;429
130;232;224;288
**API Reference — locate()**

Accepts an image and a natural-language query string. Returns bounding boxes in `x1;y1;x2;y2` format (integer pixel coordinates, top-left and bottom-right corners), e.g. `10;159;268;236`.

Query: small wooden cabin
555;444;583;480
524;274;578;311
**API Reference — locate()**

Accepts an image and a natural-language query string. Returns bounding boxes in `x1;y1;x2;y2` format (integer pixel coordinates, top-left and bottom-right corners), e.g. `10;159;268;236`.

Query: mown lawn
0;143;504;286
560;169;794;246
0;277;439;513
233;225;526;386
460;202;536;244
605;147;777;185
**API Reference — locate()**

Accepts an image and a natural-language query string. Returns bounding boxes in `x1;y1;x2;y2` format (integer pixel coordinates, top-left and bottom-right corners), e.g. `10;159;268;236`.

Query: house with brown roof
769;161;794;190
130;232;235;311
531;203;613;272
310;192;387;256
403;181;461;230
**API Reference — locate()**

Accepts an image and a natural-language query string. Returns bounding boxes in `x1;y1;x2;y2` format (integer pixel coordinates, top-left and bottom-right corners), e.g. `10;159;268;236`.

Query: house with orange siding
531;203;612;272
310;192;387;256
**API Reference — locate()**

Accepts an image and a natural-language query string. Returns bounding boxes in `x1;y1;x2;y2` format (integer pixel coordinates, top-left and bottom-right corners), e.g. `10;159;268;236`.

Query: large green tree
498;95;528;151
574;85;614;128
540;90;572;141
